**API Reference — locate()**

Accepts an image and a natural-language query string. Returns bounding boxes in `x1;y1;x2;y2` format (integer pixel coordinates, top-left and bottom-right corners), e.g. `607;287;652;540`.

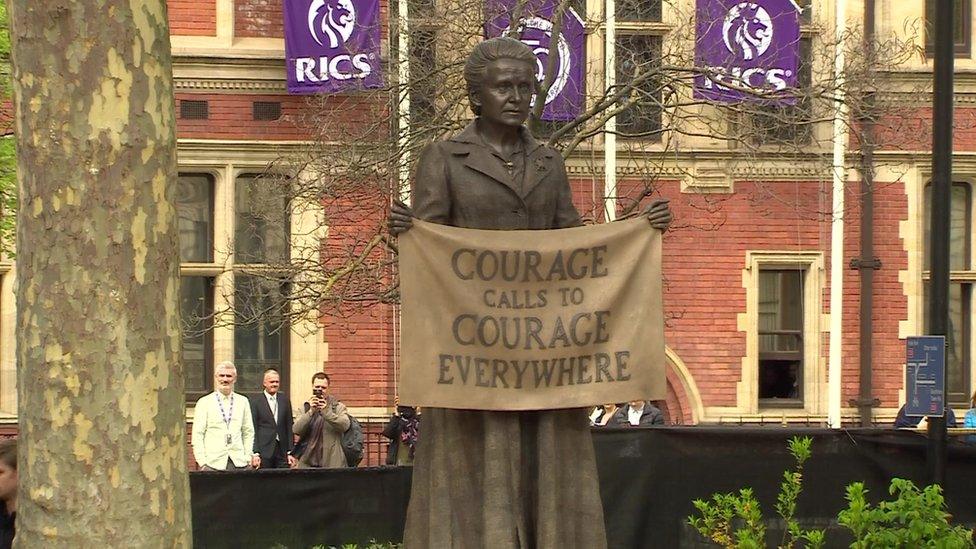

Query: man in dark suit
610;400;665;427
250;368;296;468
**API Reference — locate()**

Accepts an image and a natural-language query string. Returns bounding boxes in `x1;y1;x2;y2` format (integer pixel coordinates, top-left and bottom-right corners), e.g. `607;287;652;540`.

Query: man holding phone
293;372;350;468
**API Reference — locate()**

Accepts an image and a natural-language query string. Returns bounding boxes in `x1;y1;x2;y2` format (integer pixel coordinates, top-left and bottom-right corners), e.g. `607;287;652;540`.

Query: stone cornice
727;164;827;179
564;151;830;181
873;69;976;106
876;90;976;107
881;68;976;85
175;78;286;94
173;56;286;94
176;139;313;164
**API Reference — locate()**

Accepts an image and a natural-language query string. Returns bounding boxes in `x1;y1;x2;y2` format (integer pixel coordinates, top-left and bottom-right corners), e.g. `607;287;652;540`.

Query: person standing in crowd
611;400;665;427
192;361;260;470
963;390;976;428
250;368;296;469
293;372;350;469
893;403;957;428
963;391;976;444
383;397;421;466
0;439;16;549
589;403;621;426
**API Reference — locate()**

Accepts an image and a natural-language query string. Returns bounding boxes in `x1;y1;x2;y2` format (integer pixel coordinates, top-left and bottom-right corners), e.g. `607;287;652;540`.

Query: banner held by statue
398;217;665;410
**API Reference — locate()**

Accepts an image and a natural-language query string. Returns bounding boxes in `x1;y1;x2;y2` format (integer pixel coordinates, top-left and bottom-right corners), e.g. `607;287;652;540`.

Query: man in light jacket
192;362;259;470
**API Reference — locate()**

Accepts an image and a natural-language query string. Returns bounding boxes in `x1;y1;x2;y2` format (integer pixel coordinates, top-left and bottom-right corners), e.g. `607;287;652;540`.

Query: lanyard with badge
216;394;234;446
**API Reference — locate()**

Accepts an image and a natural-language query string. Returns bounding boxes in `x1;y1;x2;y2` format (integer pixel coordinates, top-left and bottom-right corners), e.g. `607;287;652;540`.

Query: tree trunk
8;1;191;546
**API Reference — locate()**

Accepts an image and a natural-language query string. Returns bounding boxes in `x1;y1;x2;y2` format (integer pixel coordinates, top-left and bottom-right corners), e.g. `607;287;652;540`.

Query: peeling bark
8;1;191;546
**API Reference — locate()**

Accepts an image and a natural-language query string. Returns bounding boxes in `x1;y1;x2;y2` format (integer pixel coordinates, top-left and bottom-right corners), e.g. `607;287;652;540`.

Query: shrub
837;478;974;548
687;436;824;549
688;437;975;548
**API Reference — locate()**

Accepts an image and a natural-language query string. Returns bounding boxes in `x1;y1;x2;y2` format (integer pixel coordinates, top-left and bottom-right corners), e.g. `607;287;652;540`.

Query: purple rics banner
485;0;585;121
694;0;801;104
284;0;383;94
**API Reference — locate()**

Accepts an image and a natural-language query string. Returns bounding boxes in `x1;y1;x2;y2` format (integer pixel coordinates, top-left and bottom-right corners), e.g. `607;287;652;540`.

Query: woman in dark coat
389;37;671;548
382;404;420;465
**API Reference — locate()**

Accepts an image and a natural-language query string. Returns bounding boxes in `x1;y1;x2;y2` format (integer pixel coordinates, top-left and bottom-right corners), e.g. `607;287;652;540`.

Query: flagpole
393;0;412;397
826;0;848;428
397;0;412;205
603;0;616;222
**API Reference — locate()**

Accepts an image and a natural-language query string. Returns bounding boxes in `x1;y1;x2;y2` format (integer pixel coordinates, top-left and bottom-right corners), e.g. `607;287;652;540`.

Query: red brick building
3;1;973;461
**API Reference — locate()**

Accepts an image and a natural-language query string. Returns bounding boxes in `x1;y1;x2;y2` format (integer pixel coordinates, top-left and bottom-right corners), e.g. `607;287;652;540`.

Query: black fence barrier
190;428;976;548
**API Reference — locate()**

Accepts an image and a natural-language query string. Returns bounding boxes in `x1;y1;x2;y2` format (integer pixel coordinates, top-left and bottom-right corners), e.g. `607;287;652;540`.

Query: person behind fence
611;400;665;427
192;361;260;471
383;397;421;466
589;403;621;427
388;36;672;548
293;372;350;469
0;439;16;549
250;368;296;469
963;390;976;443
893;403;957;429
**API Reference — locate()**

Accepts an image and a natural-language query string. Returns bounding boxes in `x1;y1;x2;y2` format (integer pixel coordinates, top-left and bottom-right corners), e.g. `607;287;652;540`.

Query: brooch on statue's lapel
534;157;548;173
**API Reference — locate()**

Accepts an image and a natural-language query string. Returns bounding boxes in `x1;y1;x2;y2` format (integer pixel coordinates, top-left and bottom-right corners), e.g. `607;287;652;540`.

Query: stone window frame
177;161;326;410
921;179;975;406
738;250;825;416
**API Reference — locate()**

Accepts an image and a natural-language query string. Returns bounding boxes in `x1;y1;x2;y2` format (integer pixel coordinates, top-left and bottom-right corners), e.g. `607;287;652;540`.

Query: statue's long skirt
403;408;608;549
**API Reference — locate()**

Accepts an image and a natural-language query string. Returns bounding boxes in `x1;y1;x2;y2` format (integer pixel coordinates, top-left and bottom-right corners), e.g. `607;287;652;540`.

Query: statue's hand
389;199;414;236
642;198;672;231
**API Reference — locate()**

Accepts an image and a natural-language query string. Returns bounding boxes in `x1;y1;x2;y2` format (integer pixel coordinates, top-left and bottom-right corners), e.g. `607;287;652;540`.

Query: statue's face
472;57;536;128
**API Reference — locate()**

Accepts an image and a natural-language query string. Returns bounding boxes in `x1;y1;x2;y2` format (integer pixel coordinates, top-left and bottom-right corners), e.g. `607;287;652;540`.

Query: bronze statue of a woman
390;37;671;548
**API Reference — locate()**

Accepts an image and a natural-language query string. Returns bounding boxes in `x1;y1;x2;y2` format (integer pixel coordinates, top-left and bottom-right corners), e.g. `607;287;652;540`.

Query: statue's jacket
412;121;582;231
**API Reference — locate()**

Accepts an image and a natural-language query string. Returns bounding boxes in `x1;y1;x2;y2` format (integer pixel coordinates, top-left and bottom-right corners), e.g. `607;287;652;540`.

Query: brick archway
654;347;703;425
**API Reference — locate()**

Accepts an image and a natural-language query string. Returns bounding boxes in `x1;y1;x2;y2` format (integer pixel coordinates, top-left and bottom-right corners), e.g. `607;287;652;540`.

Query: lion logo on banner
721;2;773;61
307;0;357;48
503;16;573;107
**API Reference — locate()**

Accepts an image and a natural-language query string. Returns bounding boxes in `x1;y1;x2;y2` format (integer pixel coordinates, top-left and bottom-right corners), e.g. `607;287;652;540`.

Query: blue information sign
905;336;946;417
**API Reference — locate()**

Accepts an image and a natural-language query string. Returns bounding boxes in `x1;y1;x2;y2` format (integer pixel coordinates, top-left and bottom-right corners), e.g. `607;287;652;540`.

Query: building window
615;0;660;22
745;0;812;145
925;0;972;58
733;0;814;146
923;182;973;406
613;1;664;139
758;269;804;406
253;101;282;121
177;170;293;402
746;251;823;415
233;275;289;393
615;34;663;138
180;100;209;120
235;174;290;265
176;173;216;400
408;28;437;126
180;276;214;400
233;173;291;396
747;37;813;145
176;173;214;263
403;0;441;134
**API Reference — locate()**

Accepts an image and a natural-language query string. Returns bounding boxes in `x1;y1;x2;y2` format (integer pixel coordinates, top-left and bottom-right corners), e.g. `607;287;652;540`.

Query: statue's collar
450;121;543;154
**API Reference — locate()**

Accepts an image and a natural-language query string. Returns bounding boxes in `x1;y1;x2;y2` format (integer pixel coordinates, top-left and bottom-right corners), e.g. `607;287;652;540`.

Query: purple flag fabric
284;0;383;94
694;0;800;104
485;0;585;121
